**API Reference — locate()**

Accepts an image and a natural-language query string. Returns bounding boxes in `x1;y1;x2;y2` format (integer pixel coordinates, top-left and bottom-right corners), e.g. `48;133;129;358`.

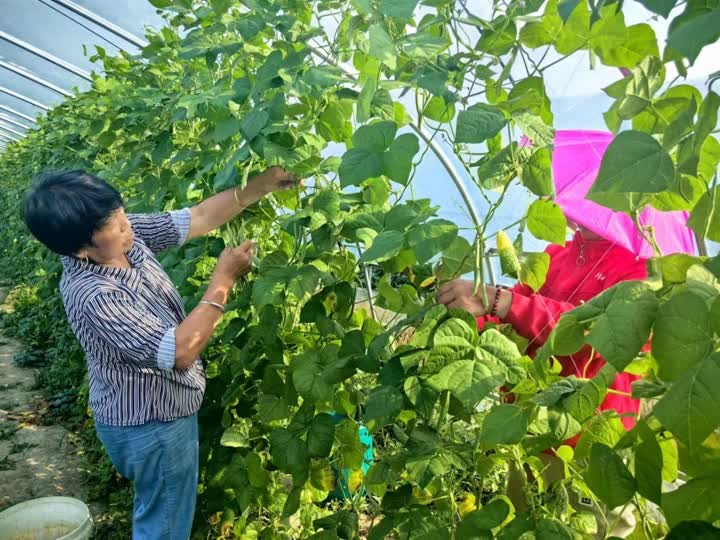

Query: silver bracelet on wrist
199;300;225;313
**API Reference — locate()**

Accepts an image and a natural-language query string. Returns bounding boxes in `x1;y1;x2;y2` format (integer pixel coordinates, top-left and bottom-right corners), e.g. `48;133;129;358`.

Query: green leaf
538;315;585;359
455;104;507;144
457;498;510;534
555;0;590;54
426;358;506;409
360;230;406;263
475;16;517;56
307;413;336;458
477;143;527;190
584;443;636;509
220;424;250;448
364;385;404;428
240;109;269;140
292;351;335;403
436;236;474;282
213;145;249;190
636;0;677;18
667;5;720;63
527;199;567;246
591;18;659;68
652;291;713;381
519;0;562;48
666;521;720;540
688;187;720;242
618;57;665;120
521;147;555;197
558;0;581;21
406;219;458;264
383;133;420;185
283;486;302;517
662;476;720;527
519;252;550;292
654;353;720;451
514;113;555;147
588;131;674;202
271;429;309;476
635;423;663;504
481;405;528;445
356;77;377;124
422;96;455;123
379;0;419;19
339;148;384;187
570;281;658;371
258;394;290;423
353;121;397;153
245;451;268;488
535;518;573;540
368;24;397;69
214;118;242;142
563;363;615;423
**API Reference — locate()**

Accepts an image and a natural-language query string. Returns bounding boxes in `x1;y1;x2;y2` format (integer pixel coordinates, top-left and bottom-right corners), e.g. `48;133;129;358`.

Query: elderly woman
21;167;297;539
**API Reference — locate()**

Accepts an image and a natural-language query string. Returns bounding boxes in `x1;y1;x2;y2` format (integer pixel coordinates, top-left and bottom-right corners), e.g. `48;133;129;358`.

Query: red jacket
484;231;647;433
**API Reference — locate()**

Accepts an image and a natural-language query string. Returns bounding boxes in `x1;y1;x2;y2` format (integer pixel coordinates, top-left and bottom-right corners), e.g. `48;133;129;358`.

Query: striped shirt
59;209;205;426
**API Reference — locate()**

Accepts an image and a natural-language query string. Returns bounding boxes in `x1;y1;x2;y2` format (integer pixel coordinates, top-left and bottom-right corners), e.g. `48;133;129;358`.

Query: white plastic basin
0;497;92;540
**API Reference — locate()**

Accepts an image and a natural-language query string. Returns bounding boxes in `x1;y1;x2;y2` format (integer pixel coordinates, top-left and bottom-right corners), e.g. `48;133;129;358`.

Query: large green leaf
635;423;663;505
270;428;309;476
369;24;397;69
584;443;636;509
636;0;677;18
519;252;550;292
406;219;458;264
379;0;419;18
570;281;658;371
457;499;510;535
588;131;674;200
364;385;404;428
652;291;713;381
353;121;397;153
480;405;528;445
307;413;335;458
339;148;384;187
520;147;554;197
662;476;720;527
360;230;406;263
667;4;720;63
591;13;659;68
475;16;517;56
654;353;720;451
527;199;567;246
519;0;562;48
383;133;420;185
455;104;506;144
688;187;720;242
426;358;506;409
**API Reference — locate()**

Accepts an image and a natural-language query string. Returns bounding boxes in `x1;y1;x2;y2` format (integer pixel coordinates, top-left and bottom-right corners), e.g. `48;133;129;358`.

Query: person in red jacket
437;222;646;537
437;223;646;428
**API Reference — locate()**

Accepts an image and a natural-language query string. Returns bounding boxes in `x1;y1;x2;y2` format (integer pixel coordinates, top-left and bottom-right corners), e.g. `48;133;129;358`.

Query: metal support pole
0;104;37;124
0;114;30;131
0;132;18;143
0;61;73;97
0;31;92;81
0;123;25;138
0;86;51;111
46;0;149;48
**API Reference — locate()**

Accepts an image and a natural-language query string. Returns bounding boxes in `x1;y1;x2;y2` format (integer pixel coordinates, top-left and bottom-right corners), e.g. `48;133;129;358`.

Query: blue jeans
95;414;199;540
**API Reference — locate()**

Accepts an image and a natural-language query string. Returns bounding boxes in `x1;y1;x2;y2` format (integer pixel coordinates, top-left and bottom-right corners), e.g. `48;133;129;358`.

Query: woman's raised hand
252;166;301;195
436;279;488;317
214;239;254;282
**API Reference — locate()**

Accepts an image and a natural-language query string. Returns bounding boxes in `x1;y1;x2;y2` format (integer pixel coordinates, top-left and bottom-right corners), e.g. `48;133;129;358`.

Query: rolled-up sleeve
128;208;192;254
83;292;177;369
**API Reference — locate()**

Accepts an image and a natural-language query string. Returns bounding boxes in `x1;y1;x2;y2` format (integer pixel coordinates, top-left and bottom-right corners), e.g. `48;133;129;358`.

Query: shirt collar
61;242;145;288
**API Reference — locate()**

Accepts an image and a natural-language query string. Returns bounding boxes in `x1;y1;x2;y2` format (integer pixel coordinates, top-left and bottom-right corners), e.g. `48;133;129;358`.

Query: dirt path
0;289;91;514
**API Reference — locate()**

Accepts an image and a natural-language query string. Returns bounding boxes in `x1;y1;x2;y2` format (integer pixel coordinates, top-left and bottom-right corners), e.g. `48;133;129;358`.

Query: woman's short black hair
21;170;123;256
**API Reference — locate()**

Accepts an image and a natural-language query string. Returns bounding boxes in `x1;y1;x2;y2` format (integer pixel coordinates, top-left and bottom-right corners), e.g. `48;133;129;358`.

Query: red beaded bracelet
489;286;502;317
